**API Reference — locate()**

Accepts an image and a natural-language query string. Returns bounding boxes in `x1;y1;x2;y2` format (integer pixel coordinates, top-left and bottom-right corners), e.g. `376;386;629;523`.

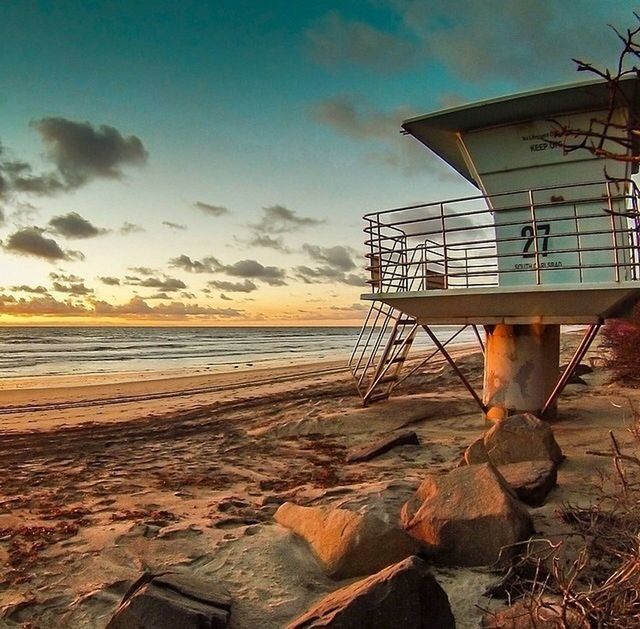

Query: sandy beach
1;335;638;628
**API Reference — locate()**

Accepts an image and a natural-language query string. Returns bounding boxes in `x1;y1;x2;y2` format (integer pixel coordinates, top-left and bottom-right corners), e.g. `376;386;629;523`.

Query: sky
0;0;634;325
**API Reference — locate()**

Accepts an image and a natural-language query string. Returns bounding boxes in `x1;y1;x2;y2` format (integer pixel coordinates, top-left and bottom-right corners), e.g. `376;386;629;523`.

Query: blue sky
0;0;634;324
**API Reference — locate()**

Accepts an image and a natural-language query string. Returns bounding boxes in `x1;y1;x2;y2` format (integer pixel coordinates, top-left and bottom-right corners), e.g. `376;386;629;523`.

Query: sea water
0;326;479;378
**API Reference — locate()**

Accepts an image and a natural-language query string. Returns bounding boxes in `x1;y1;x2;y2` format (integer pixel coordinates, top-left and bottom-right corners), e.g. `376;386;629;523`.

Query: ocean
0;326;480;378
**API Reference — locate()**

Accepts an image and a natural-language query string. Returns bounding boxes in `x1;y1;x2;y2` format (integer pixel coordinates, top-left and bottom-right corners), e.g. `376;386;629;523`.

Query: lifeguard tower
350;78;640;419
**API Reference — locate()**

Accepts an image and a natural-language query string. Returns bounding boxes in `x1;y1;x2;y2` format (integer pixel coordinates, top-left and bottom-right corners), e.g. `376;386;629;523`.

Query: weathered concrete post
483;324;560;421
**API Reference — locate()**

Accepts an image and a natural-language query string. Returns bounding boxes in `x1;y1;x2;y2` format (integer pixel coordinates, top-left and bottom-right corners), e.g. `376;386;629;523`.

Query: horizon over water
0;326;479;378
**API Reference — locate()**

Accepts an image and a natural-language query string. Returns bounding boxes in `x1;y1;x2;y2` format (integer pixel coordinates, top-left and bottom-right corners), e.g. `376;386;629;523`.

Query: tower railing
363;179;640;293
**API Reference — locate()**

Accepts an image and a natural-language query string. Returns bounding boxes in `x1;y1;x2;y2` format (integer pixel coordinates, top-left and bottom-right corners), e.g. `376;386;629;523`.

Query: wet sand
0;337;638;627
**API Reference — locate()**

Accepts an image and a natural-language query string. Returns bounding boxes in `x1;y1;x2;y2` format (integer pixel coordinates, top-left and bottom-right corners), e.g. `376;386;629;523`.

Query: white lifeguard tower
350;78;640;419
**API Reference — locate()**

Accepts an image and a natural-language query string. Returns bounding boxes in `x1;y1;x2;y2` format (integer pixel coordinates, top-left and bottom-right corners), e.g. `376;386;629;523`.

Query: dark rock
560;362;593;376
346;431;420;463
286;555;454;629
498;461;557;506
106;571;230;629
483;413;563;466
401;463;532;567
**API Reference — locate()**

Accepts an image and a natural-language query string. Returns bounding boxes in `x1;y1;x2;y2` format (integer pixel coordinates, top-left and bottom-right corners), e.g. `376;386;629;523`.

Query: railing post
606;181;621;282
528;188;541;285
440;203;448;288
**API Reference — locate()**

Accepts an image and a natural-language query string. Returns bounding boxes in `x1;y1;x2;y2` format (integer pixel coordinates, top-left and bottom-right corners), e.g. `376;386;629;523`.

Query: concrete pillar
483;324;560;421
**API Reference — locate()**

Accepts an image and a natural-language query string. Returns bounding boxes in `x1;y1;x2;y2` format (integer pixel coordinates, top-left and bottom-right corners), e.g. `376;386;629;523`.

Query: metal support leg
422;325;486;412
541;323;602;417
472;325;485;356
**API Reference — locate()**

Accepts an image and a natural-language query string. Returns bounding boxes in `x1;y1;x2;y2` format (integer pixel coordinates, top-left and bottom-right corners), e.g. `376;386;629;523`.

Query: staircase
349;302;418;405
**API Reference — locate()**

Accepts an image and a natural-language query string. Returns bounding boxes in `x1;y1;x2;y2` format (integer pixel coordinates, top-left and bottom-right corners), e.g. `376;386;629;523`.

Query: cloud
312;95;459;178
247;233;290;252
128;266;157;276
48;211;108;239
251;205;323;234
124;276;187;292
305;11;422;73
220;293;232;301
207;279;257;293
162;221;187;230
51;281;93;296
3;227;71;261
313;2;630;85
10;285;49;294
49;272;82;282
0;208;4;225
169;254;221;273
302;244;356;272
32;117;148;188
120;222;145;235
93;296;243;318
9;202;39;225
0;294;244;319
294;265;365;287
222;259;287;285
98;276;120;286
194;201;229;217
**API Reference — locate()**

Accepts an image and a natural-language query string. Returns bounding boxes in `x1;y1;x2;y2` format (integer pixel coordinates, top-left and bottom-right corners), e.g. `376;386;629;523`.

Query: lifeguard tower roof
401;77;640;186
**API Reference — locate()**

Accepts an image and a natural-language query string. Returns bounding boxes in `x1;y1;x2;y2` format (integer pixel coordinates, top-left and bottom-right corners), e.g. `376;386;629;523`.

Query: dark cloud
3;227;71;261
170;253;286;286
0;294;88;316
48;211;108;239
247;233;290;252
312;96;458;178
310;3;629;84
194;201;229;217
0;120;147;199
128;266;157;276
124;276;187;292
294;265;365;287
169;254;220;273
302;244;356;272
52;281;93;296
0;208;4;226
162;221;187;230
32;117;148;188
223;259;287;285
10;285;49;294
93;296;243;318
98;276;120;286
305;11;421;73
220;293;232;301
49;272;82;283
251;205;323;234
120;222;145;235
207;279;257;293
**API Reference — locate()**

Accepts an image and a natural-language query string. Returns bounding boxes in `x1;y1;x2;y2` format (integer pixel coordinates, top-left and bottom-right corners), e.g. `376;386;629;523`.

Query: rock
462;436;489;465
286;555;455;629
481;597;589;628
560;362;593;376
401;463;532;566
106;571;230;629
483;413;563;466
498;461;557;507
346;430;419;463
274;502;419;579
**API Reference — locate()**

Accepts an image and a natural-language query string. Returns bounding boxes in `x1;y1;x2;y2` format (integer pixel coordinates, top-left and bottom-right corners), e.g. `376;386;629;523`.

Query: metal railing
364;180;640;293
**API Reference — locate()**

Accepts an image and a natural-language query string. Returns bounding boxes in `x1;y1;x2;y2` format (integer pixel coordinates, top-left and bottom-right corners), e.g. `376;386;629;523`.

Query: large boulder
286;555;455;629
465;414;563;467
401;463;532;566
274;502;419;579
106;571;230;628
498;461;557;507
482;597;589;628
